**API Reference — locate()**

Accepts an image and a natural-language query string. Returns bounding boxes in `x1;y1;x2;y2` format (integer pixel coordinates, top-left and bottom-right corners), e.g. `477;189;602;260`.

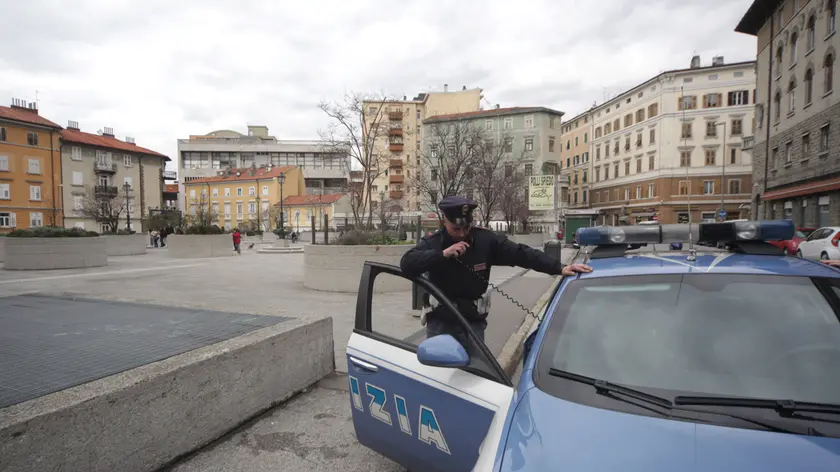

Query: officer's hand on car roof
821;260;840;268
562;263;593;276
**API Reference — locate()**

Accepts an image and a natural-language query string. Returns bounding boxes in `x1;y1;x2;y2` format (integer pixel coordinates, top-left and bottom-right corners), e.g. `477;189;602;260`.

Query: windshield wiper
674;396;840;416
548;368;672;408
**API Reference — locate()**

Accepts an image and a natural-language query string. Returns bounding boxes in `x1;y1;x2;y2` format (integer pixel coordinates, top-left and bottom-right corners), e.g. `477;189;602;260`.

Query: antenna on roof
680;85;697;262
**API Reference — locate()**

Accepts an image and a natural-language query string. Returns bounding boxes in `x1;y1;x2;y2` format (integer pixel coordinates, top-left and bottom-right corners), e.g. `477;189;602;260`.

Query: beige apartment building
60;122;169;232
363;85;482;215
560;111;593;208
589;57;757;225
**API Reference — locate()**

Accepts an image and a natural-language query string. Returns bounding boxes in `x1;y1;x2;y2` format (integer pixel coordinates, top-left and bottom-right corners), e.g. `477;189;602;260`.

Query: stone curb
496;250;580;378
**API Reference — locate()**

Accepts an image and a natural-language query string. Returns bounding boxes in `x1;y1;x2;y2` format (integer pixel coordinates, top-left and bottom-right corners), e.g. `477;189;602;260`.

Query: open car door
346;262;515;472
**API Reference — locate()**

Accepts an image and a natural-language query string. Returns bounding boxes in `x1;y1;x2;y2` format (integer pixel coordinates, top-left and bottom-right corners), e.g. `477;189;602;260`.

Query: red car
768;228;810;255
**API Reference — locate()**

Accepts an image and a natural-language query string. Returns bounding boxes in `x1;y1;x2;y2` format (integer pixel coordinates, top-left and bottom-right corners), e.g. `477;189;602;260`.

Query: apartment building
60;122;169;232
421;106;566;227
737;0;839;227
363;85;482;214
177;125;348;202
589;57;757;225
560;111;593;208
183;165;304;232
0;99;63;232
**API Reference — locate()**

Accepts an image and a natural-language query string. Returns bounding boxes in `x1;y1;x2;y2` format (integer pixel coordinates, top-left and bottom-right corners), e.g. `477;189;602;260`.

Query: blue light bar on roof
575;220;795;247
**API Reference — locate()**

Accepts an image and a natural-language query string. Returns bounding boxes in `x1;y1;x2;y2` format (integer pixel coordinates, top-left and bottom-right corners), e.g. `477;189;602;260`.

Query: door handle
349;356;379;373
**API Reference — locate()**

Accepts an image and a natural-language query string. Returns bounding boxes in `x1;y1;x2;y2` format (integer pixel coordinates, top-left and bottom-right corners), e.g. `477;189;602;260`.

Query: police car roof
575;250;840;279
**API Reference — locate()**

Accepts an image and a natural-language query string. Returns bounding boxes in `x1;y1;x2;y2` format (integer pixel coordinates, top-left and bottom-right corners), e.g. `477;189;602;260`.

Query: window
703;181;715;194
249;186;256;196
27;132;38;146
525;164;533;175
605;123;612;134
237;187;243;196
705;150;716;165
680;150;691;167
236;202;244;216
73;196;83;211
730;148;738;164
790;31;799;63
679;181;689;195
0;127;5;141
805;68;814;104
225;187;231;197
803;133;811;158
774;91;782;121
30;185;41;201
825;53;835;94
525;138;534;151
729;179;741;194
635;186;641;199
504;118;512;129
614;118;621;131
614;163;619;177
624;114;633;127
807;15;816;50
624;188;630;200
605;144;610;157
549;138;555;152
190;189;196;198
485;119;493;130
786;141;793;163
648;184;655;198
636;109;645;122
776;45;784;76
636;159;642;173
624;137;630;151
262;185;269;196
30;212;43;228
212;188;219;197
649;129;655;144
728;90;749;106
524;115;534;128
503;137;513;153
731;119;742;135
829;0;837;35
249;203;256;214
28;158;40;174
596;146;601;160
72;171;83;186
123;155;132;167
625;161;631;175
431;168;438;181
604;166;609;179
575;136;579;146
820;124;830;152
584;132;588;143
706;122;717;137
648;103;659;117
71;146;82;161
788;79;797;113
595;127;602;138
681;123;692;138
649;155;655;170
0;155;7;171
636;133;642;147
0;184;9;199
703;94;721;108
772;147;779;167
224;203;231;217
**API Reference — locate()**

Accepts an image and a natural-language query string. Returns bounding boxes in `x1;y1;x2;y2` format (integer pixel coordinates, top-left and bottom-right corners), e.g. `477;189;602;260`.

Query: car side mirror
417;334;469;368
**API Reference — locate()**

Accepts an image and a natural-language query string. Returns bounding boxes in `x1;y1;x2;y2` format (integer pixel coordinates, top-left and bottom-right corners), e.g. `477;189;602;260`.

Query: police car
345;220;840;471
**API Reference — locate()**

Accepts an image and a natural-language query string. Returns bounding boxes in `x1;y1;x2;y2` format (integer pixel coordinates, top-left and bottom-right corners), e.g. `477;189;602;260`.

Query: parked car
768;229;809;255
797;226;840;260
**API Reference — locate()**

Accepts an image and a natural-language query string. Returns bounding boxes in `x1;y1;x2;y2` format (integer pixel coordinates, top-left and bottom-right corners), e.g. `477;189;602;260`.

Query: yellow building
278;193;351;231
183;165;304;231
0;100;64;232
559;110;593;208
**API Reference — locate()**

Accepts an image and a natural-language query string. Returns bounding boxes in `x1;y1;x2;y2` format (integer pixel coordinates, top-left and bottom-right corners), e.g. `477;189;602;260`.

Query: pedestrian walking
400;195;592;348
232;228;242;255
152;229;159;248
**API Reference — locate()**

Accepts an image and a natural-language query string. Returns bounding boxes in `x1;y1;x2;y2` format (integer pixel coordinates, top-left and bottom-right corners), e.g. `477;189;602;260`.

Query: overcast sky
1;0;756;171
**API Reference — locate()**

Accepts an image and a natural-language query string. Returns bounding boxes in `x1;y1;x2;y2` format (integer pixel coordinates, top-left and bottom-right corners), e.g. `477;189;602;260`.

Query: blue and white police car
345;220;840;471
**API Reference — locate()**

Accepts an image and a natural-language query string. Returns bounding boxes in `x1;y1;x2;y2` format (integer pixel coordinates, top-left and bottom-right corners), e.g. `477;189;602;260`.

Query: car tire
821;252;830;261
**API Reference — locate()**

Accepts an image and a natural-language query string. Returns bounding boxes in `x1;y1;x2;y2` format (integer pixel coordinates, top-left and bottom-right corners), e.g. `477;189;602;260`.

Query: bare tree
78;185;127;233
318;92;398;230
185;192;219;228
412;119;486;219
499;169;529;233
472;135;529;227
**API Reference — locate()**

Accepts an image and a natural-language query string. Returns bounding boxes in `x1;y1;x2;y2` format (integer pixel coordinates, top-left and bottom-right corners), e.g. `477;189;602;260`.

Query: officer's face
443;217;471;241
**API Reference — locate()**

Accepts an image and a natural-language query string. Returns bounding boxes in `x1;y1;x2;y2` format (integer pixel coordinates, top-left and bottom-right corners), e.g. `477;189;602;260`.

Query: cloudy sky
1;0;756;171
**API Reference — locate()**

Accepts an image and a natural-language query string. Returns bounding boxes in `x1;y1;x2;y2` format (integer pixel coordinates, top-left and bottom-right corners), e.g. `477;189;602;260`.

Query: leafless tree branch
78;186;127;233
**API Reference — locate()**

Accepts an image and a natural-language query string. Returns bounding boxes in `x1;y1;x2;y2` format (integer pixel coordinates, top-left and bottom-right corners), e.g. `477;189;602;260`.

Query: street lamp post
379;190;386;237
123;182;132;231
278;173;286;233
714;121;727;221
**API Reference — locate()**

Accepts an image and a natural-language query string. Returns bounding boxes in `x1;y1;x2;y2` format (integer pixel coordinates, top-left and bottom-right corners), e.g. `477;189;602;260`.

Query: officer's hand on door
561;263;593;276
443;241;470;258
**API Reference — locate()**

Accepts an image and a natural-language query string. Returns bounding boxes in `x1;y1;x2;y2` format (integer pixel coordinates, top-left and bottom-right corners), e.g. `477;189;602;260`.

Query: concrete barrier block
105;234;148;256
0;317;334;472
166;234;235;259
0;237;5;263
4;237;107;270
304;244;412;293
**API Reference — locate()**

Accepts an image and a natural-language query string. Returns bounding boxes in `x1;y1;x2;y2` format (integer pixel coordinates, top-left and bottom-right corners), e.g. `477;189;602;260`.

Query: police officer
400;195;592;346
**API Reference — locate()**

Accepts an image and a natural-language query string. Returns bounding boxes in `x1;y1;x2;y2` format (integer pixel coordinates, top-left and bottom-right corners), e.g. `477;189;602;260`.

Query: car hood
498;387;840;472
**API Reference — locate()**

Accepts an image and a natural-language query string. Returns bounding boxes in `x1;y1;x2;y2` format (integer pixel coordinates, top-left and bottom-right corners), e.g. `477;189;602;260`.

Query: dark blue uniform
400;196;566;344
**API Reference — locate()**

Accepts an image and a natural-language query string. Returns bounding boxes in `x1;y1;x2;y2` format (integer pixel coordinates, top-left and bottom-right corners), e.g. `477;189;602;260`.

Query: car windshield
537;274;840;405
795;230;807;239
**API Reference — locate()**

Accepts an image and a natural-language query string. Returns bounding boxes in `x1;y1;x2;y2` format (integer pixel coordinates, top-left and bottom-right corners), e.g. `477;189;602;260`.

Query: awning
763;176;840;201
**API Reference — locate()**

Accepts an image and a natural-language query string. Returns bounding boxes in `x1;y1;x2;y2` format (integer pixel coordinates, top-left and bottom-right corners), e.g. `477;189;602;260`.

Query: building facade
560;111;593;208
588;58;757;225
278;193;352;231
60;123;169;232
183;166;304;232
364;85;483;214
737;0;839;227
0;99;64;232
177;125;347;203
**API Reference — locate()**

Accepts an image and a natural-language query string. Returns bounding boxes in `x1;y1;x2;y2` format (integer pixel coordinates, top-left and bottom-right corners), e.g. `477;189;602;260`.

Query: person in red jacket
232;229;242;255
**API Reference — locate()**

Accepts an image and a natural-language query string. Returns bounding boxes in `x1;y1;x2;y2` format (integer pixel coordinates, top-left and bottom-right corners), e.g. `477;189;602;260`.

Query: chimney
495;104;500;109
102;127;114;137
10;98;38;114
67;120;80;130
125;136;135;144
462;85;466;90
444;84;448;92
403;95;407;100
690;55;701;69
712;56;724;66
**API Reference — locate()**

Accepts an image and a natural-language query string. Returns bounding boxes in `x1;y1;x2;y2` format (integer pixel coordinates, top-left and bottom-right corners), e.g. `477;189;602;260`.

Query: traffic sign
718;209;727;219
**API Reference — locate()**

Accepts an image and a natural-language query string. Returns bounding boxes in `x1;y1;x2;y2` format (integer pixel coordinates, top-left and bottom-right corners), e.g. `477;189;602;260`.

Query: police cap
438;196;478;226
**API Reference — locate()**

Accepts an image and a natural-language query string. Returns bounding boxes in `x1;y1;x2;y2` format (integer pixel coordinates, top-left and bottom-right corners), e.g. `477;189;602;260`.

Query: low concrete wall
166;234;234;258
512;233;551;247
0;237;5;263
0;317;334;472
105;234;148;256
4;237;107;270
304;244;411;293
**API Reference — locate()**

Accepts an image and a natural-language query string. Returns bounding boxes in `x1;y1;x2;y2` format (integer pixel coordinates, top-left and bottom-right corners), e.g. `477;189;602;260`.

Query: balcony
389;190;404;199
163;170;177;180
94;185;119;197
94;162;117;173
388;110;403;121
389;143;404;153
389;158;403;168
389;128;403;137
389;175;404;184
